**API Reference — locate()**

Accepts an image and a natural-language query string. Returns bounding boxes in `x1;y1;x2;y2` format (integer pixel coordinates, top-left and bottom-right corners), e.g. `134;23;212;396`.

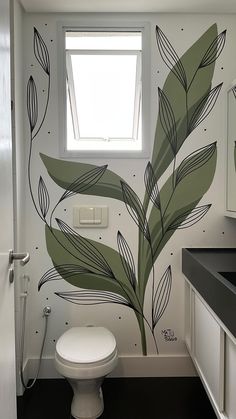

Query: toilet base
69;378;104;419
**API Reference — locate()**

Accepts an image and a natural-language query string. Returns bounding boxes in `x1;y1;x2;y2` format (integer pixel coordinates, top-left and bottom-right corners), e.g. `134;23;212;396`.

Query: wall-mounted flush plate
73;206;108;228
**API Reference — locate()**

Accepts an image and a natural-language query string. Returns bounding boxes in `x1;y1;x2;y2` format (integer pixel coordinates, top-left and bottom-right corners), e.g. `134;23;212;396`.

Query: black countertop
182;248;236;338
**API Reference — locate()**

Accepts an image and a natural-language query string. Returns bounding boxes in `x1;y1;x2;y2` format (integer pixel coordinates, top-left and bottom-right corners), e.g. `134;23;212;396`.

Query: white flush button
79;207;96;224
73;206;108;228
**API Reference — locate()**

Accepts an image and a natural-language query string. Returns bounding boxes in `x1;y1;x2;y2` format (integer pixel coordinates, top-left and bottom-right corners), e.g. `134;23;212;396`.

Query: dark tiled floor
17;377;217;419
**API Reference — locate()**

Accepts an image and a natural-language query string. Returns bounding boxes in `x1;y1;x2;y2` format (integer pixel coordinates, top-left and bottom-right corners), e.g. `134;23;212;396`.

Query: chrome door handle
9;250;30;266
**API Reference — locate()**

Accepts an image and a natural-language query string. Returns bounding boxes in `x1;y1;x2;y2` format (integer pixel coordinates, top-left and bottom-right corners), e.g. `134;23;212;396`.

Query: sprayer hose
20;294;49;390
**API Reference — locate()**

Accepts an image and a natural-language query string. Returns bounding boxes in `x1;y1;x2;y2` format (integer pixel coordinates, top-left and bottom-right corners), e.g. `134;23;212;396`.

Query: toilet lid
56;327;117;363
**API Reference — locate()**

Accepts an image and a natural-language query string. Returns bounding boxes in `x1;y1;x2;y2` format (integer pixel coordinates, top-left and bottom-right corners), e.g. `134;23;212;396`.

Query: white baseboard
25;354;196;379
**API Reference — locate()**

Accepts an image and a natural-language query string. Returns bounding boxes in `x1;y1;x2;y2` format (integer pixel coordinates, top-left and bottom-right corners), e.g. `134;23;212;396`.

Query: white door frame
0;0;17;417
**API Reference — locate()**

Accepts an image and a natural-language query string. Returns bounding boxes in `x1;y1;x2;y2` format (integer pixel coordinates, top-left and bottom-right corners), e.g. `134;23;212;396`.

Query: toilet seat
55;327;118;379
56;327;117;363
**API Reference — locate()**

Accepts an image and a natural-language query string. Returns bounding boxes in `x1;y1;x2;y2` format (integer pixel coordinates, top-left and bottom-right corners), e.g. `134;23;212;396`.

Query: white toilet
54;326;118;419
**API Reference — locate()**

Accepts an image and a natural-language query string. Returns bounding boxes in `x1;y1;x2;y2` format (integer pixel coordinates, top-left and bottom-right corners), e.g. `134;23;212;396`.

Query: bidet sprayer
43;306;51;317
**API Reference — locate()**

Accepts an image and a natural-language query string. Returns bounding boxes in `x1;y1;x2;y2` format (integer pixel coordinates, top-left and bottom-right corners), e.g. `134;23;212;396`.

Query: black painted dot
46;298;49;301
64;208;67;212
203;230;206;233
99;237;102;240
133;174;136;177
222;231;225;234
204;128;207;131
48;131;51;134
36;331;38;334
35;246;38;250
65;322;68;325
118;213;121;216
181;28;184;31
42;89;45;93
51;39;53;42
221;67;224;70
30;64;34;67
157;70;160;74
118;316;122;320
53;339;56;342
134;343;137;347
45;23;48;26
170;252;173;256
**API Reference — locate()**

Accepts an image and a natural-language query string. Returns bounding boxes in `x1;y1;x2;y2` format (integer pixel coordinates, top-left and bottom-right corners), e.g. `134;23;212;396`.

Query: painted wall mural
27;24;226;355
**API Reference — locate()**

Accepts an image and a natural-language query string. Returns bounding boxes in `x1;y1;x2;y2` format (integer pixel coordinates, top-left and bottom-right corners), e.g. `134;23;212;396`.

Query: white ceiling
19;0;236;14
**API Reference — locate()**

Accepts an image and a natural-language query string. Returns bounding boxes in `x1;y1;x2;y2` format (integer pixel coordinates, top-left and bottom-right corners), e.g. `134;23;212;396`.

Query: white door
0;0;17;418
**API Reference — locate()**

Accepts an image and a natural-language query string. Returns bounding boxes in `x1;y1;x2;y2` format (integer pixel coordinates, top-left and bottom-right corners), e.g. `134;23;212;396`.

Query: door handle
9;250;30;266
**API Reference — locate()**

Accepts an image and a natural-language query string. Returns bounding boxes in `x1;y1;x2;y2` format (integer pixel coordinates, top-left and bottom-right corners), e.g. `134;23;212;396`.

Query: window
59;23;150;157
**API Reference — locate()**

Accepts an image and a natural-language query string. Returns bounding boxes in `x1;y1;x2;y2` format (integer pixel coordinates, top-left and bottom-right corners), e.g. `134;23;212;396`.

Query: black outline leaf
34;27;50;75
144;162;160;209
232;86;236;100
56;219;115;278
153;266;172;328
38;264;92;290
59;165;108;202
27;76;38;132
175;142;216;186
156;26;187;90
38;176;50;219
199;30;226;68
158;88;178;155
121;181;151;242
55;289;130;306
188;83;222;133
117;231;136;290
168;204;211;230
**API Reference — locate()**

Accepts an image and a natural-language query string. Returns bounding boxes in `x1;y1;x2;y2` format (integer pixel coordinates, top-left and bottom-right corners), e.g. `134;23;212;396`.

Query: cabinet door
226;86;236;214
193;294;224;410
184;281;191;351
225;336;236;419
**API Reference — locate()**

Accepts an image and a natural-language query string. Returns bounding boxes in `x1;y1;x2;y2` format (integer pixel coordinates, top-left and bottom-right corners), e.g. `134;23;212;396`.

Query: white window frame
58;21;151;159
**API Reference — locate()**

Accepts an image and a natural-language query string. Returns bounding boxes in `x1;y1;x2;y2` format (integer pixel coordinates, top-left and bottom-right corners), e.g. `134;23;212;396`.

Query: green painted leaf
144;162;161;209
59;164;108;202
199;30;226;68
139;143;217;303
121;181;150;242
152;24;219;182
167;204;211;230
158;87;178;154
45;225;137;304
175;142;216;186
38;264;91;290
40;153;125;202
117;231;136;290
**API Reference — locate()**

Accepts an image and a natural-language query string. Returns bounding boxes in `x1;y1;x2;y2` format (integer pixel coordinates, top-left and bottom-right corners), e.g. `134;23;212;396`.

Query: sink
182;248;236;339
218;272;236;288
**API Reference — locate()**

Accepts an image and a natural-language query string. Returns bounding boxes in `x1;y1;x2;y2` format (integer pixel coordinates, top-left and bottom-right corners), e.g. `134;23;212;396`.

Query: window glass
66;31;142;50
64;29;144;153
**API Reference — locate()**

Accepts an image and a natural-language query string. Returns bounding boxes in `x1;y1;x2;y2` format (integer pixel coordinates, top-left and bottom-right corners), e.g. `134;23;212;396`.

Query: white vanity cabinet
226;82;236;217
225;336;236;419
185;280;236;419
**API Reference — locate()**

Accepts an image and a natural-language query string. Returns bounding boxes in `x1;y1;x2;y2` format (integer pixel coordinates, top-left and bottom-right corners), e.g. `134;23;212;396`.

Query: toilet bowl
54;326;118;419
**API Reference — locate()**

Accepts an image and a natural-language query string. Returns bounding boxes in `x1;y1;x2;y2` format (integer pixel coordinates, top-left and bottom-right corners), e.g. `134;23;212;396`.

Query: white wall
18;11;236;378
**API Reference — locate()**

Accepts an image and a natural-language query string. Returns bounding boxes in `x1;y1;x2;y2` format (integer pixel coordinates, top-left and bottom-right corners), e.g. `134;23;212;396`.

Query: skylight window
65;30;143;153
